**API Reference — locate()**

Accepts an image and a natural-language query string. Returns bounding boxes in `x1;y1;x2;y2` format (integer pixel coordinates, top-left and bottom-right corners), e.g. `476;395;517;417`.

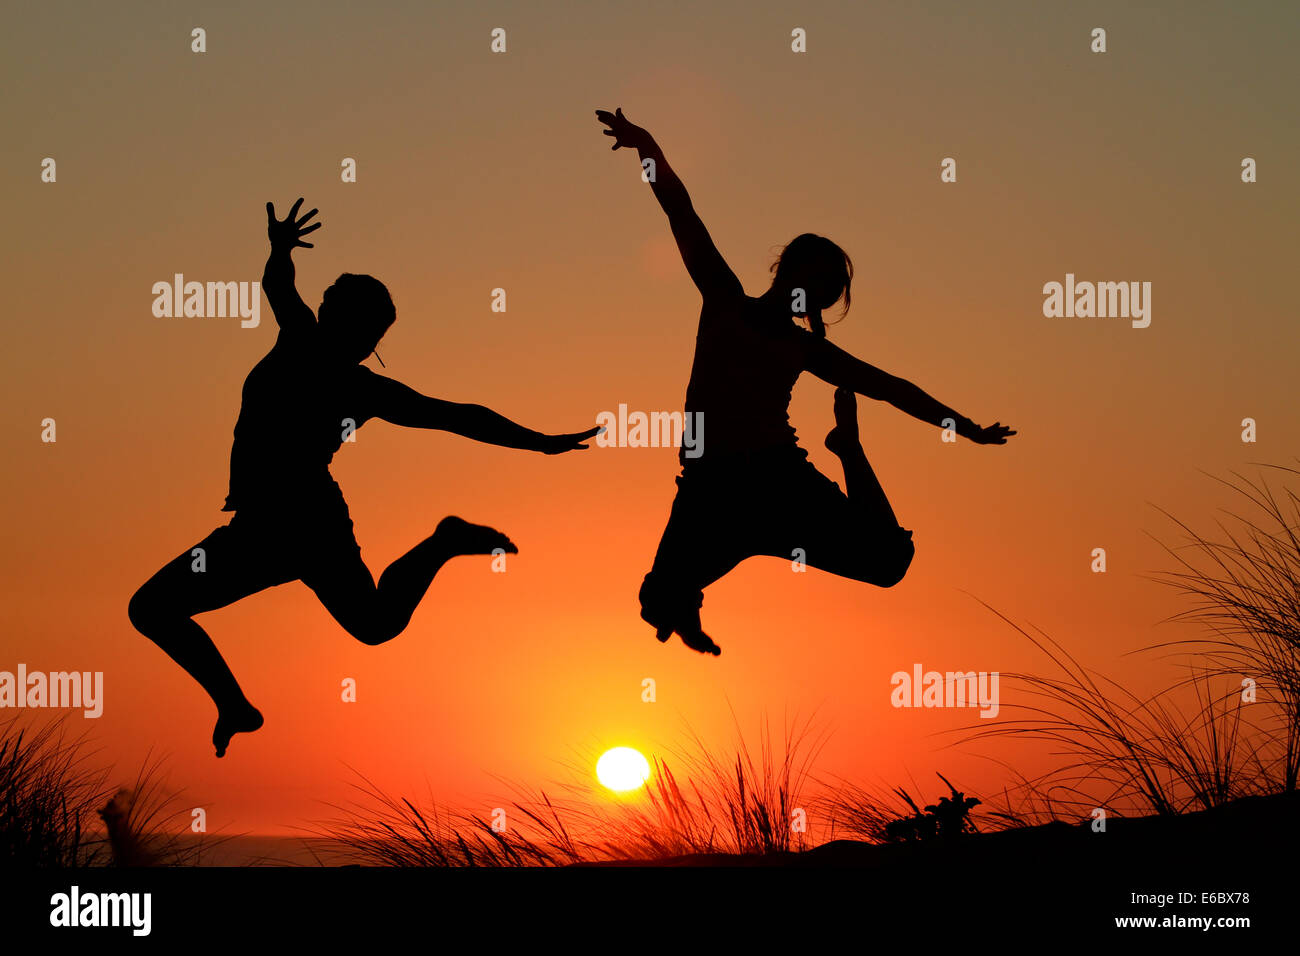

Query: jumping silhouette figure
595;108;1016;656
128;199;600;756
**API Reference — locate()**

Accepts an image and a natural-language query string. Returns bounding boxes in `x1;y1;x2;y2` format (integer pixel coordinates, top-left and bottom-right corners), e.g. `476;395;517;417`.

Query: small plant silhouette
883;773;980;843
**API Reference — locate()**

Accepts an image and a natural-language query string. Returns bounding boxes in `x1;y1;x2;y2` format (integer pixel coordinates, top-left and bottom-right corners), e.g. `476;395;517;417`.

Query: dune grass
0;714;111;867
0;713;224;867
1148;463;1300;793
951;609;1265;821
311;713;829;866
97;751;223;866
820;772;982;843
951;465;1300;825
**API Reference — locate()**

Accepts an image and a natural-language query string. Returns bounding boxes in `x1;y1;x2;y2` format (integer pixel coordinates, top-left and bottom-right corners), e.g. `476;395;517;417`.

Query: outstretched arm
263;198;320;335
595;107;742;299
805;337;1015;444
368;375;600;454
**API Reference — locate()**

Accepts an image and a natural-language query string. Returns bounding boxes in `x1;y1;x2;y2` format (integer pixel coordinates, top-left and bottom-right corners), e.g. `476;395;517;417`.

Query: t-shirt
222;332;382;513
682;292;816;461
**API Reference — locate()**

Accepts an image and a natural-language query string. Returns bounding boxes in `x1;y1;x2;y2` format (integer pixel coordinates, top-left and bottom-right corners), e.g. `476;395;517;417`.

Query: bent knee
876;534;915;588
354;629;397;647
853;531;913;588
347;617;404;647
127;584;170;635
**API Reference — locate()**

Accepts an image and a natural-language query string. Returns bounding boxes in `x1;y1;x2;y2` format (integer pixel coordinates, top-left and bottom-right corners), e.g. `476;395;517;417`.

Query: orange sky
3;1;1298;834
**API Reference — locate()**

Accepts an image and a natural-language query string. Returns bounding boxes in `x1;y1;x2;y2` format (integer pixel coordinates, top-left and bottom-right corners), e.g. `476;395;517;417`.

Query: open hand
266;198;321;251
970;422;1016;445
595;107;651;151
539;426;602;454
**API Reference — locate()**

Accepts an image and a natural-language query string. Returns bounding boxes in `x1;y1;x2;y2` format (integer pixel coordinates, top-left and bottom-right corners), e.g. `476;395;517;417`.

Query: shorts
203;494;363;591
639;445;915;626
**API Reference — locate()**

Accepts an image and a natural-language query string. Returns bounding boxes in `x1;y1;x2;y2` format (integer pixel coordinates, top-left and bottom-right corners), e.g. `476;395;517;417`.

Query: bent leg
799;518;916;587
825;387;900;529
762;452;916;589
303;515;516;646
639;468;750;655
127;522;284;756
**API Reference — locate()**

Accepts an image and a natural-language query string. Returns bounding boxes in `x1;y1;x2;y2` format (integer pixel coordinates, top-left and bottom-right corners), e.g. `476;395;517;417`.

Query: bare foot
214;701;264;758
825;387;862;458
436;516;518;557
677;627;722;656
638;605;675;643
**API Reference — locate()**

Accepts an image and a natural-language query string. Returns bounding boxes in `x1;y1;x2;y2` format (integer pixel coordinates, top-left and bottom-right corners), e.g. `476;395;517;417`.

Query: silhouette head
768;233;853;336
318;273;395;364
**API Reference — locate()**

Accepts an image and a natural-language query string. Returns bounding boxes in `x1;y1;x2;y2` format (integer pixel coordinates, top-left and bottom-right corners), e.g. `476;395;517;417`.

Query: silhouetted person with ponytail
129;199;599;756
596;108;1015;656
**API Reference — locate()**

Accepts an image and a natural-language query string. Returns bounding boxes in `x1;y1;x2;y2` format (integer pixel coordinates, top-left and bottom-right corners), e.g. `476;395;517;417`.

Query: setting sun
596;748;651;792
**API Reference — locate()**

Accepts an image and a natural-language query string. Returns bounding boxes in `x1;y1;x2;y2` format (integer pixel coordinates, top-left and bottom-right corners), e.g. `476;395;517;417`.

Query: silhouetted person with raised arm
595;108;1015;656
129;199;599;756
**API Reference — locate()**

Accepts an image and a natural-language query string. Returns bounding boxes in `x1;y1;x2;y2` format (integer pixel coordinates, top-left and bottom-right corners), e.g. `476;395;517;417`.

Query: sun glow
596;747;651;792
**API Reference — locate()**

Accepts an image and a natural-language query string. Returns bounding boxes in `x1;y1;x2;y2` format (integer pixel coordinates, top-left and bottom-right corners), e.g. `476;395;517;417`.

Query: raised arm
805;337;1015;444
367;374;600;454
262;198;320;335
596;108;742;299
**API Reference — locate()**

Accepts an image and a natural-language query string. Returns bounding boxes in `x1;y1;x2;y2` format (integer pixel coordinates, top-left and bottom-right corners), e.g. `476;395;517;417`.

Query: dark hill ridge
583;791;1297;868
577;792;1293;931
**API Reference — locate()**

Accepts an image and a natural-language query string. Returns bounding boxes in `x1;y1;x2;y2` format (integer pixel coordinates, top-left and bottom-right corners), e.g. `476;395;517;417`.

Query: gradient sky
2;1;1297;835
